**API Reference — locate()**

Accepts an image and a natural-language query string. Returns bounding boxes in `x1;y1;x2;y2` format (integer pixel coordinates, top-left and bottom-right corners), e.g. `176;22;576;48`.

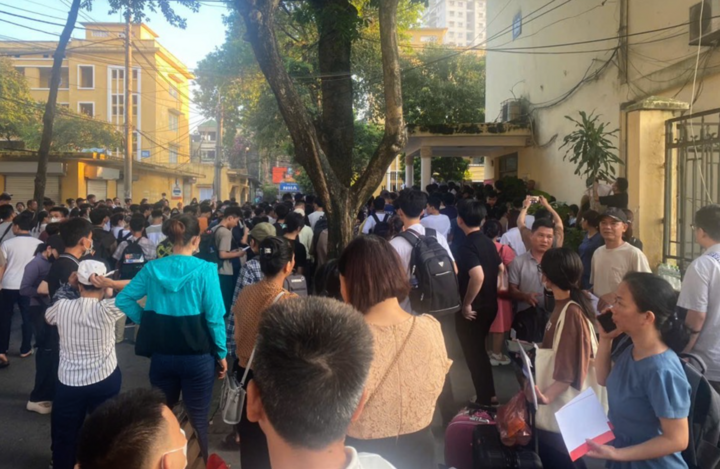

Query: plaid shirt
225;259;263;358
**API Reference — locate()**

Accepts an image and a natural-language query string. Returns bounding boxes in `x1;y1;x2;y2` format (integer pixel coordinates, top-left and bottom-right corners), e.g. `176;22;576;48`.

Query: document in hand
555;388;615;461
516;341;537;410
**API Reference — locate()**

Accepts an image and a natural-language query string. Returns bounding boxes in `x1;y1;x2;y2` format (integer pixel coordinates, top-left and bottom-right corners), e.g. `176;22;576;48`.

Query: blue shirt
578;232;604;290
606;346;691;469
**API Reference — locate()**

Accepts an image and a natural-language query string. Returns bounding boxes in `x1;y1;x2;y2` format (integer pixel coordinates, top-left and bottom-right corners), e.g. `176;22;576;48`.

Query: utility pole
214;100;223;199
123;5;133;201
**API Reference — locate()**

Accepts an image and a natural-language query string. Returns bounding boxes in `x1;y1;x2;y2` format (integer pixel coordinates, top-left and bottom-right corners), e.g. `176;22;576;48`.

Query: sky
1;0;231;124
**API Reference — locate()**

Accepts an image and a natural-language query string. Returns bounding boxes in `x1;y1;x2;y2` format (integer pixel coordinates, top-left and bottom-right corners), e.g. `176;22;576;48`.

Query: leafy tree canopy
0;58;34;141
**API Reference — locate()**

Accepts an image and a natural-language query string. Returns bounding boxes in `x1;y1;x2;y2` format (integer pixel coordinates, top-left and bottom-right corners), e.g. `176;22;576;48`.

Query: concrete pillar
405;153;414;188
420;146;432;190
484;156;495;183
624;97;689;271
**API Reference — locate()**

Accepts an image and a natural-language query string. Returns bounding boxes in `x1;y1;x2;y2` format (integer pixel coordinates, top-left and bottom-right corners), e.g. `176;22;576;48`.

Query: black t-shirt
92;228;117;268
456;231;501;310
287;237;307;271
46;254;80;299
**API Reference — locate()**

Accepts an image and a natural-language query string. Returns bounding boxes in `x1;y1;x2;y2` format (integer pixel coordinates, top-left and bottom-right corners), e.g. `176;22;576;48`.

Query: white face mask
160;428;187;469
50;217;59;223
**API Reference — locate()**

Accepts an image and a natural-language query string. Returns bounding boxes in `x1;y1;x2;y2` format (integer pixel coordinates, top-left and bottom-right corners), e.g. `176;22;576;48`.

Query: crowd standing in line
0;174;717;469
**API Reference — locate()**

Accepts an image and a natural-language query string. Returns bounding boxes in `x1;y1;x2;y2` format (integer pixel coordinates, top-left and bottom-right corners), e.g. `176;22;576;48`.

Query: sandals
0;356;9;369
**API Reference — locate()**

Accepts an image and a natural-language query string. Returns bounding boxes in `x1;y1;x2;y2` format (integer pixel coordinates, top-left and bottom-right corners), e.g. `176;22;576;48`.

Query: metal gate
664;109;720;272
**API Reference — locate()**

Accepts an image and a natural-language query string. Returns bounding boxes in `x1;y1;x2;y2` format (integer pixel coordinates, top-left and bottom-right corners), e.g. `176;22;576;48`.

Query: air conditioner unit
500;99;521;122
689;0;720;45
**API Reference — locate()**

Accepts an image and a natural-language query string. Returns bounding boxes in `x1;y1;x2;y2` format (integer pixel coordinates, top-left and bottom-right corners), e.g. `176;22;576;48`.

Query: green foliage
563;227;585;253
560;111;622;183
0;58;35;141
262;183;278;203
101;0;200;27
20;107;123;152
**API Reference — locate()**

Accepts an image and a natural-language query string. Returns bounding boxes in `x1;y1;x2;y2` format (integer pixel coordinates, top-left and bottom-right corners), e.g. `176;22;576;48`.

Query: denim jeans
149;353;216;460
29;305;58;402
0;289;32;354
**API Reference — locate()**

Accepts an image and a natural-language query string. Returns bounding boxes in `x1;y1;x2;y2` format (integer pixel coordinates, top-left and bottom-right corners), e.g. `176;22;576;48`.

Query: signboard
279;182;299;192
512;12;522;40
171;181;182;200
141;150;151;159
272;167;287;184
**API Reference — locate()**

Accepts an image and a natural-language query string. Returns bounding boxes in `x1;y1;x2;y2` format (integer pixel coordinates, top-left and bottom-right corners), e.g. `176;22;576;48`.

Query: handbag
365;316;417;407
220;290;286;425
534;300;608;433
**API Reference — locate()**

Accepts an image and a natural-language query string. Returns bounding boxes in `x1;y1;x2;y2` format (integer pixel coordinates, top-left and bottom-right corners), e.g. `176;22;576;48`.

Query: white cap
77;260;107;286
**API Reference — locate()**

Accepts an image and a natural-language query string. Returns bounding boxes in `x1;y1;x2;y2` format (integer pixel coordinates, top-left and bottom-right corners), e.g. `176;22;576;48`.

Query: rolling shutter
5;176;60;205
86;179;107;200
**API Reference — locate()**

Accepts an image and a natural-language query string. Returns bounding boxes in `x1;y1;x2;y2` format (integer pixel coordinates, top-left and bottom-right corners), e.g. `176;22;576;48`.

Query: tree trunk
34;0;81;206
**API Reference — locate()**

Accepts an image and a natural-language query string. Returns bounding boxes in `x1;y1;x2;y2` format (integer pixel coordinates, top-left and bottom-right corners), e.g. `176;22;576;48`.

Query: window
169;113;179;132
449;32;455;38
499;153;518;178
79;65;94;88
201;150;216;161
14;67;24;76
449;21;455;26
78;102;94;117
169;86;178;99
450;11;455;16
450;1;454;5
92;31;109;37
206;131;217;142
39;67;69;89
467;32;474;40
169;147;178;164
471;157;485;165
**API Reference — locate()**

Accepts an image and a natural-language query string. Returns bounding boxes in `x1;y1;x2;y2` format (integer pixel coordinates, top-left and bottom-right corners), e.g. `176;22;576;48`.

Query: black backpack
370;213;391;237
680;353;720;469
311;215;328;257
196;227;222;266
283;274;308;297
118;239;147;280
396;228;461;317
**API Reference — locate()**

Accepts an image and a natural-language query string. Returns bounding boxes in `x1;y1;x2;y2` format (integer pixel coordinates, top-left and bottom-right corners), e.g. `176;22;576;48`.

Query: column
405;153;414;188
420;146;432;190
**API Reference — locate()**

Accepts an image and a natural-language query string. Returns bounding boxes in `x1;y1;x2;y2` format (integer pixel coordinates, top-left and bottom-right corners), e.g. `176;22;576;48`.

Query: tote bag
535;300;608;433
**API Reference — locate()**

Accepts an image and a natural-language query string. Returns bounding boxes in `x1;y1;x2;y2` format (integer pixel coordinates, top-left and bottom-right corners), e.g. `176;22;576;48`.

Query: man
90;208;116;270
42;219;93;300
283;212;307;276
113;197;121;207
113;215;156;263
198;204;212;232
440;192;458;220
307;198;325;230
456;200;501;406
0;204;16;243
294;207;315;263
246;296;395;469
0;192;11;206
75;389;190;469
362;197;390;235
500;209;526;256
273;203;289;236
390;190;455;314
518;195;564;252
86;194;97;205
595;177;628;210
145;209;166;249
421;194;451;238
124;197;132;208
66;198;77;210
590;208;651;299
215;206;247;314
679;205;720;393
50;206;70;224
0;211;42;368
27;199;38;213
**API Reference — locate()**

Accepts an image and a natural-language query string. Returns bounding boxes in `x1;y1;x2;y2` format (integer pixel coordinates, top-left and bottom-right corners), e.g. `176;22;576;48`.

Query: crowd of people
0;176;718;469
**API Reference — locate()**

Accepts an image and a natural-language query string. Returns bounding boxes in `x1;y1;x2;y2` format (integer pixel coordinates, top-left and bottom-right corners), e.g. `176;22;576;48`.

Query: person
622;209;643;251
233;236;297;468
577;210;604;290
482;219;515;367
308;198;325;229
15;201;25;213
455;201;502;404
500;209;526;256
20;236;63;413
272;203;289;236
390;189;455;314
0;204;16;243
519;195;565;252
530;248;598;469
50;206;70;223
363;196;390;235
115;215;227;461
31;210;49;238
86;194;97;205
0;192;11;205
112;214;156;268
421;194;452;238
90;208;116;270
45;260;125;469
66;198;76;209
679;204;720;393
197;204;211;232
339;236;450;469
590;273;691;468
246;296;396;469
0;211;42;368
568;204;579;227
75;389;189;469
109;213;126;241
596;177;629;210
214;206;247;315
283;212;307;277
590;208;651;299
42;219;93;300
26;199;38;213
145;209;166;249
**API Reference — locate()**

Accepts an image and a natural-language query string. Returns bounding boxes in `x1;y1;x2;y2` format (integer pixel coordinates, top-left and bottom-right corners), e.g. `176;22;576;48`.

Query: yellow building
0;22;209;202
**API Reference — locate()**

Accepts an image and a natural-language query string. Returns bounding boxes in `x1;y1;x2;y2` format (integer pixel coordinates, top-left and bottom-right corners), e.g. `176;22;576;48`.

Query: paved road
0;309;603;469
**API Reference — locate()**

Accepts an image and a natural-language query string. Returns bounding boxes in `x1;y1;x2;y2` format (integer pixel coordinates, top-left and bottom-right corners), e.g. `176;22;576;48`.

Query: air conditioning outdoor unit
500;99;521;123
689;0;720;46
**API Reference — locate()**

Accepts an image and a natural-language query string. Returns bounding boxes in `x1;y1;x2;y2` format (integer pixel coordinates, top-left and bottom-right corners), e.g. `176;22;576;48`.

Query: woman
191;197;199;205
578;210;604;290
589;273;691;468
115;215;227;462
233;236;297;469
31;211;49;238
482;219;515;367
340;236;451;469
531;248;599;469
16;201;25;213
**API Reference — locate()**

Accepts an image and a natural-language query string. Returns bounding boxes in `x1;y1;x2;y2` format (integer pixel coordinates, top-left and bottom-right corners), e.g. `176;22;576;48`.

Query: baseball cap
249;222;276;243
77;260;107;286
0;193;12;201
599;207;628;224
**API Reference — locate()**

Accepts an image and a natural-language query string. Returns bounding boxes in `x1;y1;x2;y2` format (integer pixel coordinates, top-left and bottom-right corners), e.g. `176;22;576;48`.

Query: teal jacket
116;255;227;359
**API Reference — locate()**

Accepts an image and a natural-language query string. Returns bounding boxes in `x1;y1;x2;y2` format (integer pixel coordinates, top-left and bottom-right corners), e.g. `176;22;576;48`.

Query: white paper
517;341;538;410
589;293;601;316
555;388;614;457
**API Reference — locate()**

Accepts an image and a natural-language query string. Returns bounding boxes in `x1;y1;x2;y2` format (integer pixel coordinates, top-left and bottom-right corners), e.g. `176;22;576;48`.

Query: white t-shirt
420;213;451;238
362;211;390;234
308;211;325;230
345;447;397;469
678;244;720;382
0;235;42;289
0;221;15;243
145;223;166;248
590;242;651;297
500;227;526;256
524;214;535;230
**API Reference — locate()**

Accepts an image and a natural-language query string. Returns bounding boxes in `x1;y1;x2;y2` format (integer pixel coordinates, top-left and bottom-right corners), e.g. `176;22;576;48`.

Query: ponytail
258;236;294;277
162;214;199;247
569;285;596;323
540;248;595;322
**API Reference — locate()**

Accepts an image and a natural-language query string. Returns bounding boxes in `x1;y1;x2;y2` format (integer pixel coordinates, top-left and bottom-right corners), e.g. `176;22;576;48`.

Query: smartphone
103;270;116;277
242;246;251;252
597;310;617;333
530;196;540;204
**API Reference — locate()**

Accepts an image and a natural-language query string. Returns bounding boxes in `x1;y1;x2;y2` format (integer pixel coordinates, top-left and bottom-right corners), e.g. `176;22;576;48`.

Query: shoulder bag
534;301;608;433
365;316;417;407
221;290;285;425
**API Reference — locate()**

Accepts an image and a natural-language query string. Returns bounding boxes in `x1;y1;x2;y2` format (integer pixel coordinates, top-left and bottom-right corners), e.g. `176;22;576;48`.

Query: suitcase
473;424;542;468
444;405;496;469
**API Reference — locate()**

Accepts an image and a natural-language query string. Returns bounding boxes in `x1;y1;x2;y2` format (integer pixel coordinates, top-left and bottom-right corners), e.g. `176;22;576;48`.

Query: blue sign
512;12;522;40
279;182;299;192
141;150;151;159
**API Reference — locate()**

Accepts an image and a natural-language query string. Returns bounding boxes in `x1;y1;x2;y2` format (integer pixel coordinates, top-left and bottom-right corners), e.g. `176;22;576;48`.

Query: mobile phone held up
597;310;617;333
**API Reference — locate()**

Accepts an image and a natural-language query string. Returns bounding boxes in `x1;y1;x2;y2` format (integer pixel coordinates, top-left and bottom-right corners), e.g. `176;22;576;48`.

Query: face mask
160;428;188;469
50;217;59;223
84;240;94;256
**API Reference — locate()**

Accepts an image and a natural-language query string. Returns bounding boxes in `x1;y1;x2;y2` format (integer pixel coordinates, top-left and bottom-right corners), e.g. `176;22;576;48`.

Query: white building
422;0;487;47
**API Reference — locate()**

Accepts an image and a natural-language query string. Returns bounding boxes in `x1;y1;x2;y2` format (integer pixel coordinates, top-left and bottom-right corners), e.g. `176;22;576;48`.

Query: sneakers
20;349;34;358
489;352;511;366
27;401;52;415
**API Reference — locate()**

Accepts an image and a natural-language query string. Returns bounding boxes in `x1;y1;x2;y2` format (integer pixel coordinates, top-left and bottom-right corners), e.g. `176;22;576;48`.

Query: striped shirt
45;297;124;386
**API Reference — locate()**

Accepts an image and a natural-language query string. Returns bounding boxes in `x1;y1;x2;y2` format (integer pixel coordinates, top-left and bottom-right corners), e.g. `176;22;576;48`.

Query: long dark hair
258;236;294;278
540;247;595;322
622;272;691;353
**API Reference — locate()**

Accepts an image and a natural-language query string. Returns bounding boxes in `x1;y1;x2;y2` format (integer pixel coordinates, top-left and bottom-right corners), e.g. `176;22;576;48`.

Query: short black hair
140;204;151;213
695;204;720;241
50;206;69;217
76;389;167;469
0;193;11;201
442;192;456;207
274;203;290;220
200;204;212;215
59;218;92;248
223;206;243;219
183;205;197;215
87;194;96;200
89;208;110;226
458;200;487;228
427;195;442;211
615;177;629;193
110;213;125;227
129;214;145;233
253;297;374;450
532;217;555;232
285;212;305;234
373;196;386;211
13;211;34;231
150;209;163;220
396;190;427;218
0;205;14;221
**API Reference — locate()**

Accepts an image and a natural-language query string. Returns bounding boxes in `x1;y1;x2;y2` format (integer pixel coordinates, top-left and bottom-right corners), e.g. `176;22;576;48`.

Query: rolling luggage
444;405;496;469
473;424;542;468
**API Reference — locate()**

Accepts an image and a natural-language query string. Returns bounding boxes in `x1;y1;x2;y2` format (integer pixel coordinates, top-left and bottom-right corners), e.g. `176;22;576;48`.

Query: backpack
156;237;174;259
273;222;286;237
196;227;223;266
311;215;328;257
116;229;131;243
283;274;308;297
118;239;147;280
680;353;720;469
396;228;461;317
370;213;391;237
